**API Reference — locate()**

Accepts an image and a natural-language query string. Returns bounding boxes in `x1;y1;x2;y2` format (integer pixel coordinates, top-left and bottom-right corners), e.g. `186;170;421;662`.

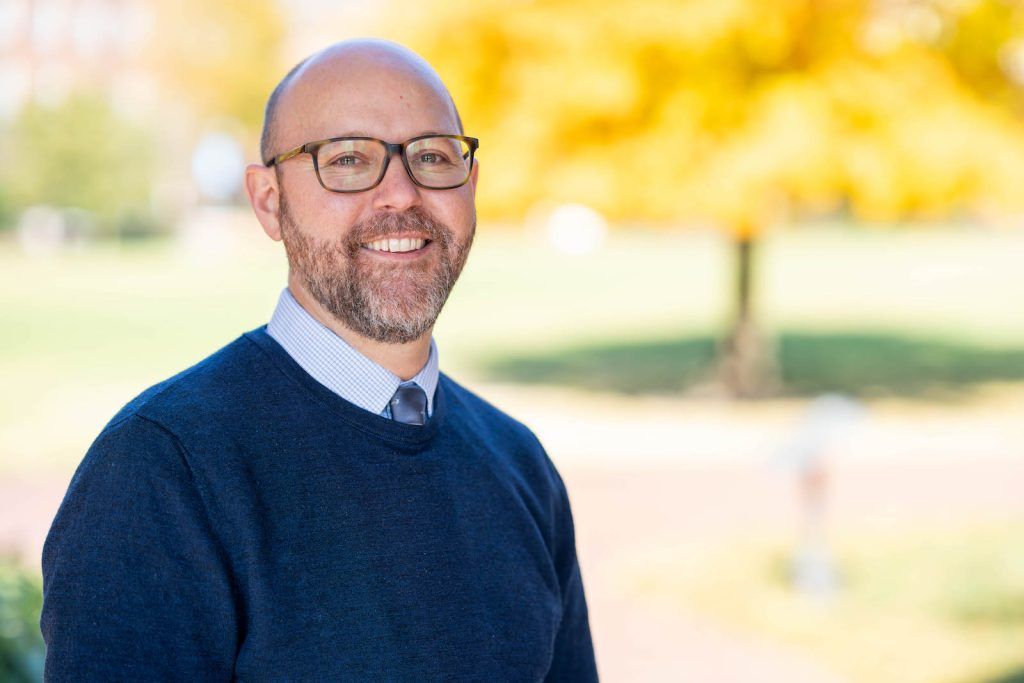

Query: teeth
363;238;427;253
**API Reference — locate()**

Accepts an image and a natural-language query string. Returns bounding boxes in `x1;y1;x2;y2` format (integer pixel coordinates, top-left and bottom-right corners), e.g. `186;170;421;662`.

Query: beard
278;192;475;344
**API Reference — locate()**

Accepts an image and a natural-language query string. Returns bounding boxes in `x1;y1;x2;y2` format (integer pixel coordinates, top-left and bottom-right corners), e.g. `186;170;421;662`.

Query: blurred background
1;0;1023;681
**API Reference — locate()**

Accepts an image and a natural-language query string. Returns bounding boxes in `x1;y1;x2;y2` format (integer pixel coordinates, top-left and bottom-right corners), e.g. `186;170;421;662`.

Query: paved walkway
559;456;1024;681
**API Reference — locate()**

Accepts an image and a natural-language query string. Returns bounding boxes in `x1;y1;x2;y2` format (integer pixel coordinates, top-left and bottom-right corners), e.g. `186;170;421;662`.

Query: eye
327;154;362;167
416;151;453;165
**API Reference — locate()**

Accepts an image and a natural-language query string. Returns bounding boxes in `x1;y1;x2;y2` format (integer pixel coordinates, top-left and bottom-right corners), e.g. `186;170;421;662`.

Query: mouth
360;235;433;257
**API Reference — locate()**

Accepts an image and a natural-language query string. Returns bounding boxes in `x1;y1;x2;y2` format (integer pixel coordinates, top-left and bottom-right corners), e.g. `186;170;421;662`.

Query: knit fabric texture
40;326;598;682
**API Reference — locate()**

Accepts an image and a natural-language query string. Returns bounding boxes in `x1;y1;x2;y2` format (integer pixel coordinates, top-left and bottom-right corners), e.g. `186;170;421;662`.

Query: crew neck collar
244;326;446;449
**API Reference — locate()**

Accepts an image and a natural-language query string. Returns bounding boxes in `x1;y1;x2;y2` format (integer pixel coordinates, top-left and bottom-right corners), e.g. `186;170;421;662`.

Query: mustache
347;206;450;246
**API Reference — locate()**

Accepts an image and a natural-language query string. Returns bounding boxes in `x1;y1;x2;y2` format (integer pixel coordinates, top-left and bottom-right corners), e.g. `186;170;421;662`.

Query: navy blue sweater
40;326;598;681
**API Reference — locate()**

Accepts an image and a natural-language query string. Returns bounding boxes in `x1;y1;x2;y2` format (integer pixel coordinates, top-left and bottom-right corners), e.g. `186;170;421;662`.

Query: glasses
264;134;479;193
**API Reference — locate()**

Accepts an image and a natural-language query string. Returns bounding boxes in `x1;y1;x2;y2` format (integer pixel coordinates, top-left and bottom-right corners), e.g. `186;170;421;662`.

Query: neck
286;276;432;381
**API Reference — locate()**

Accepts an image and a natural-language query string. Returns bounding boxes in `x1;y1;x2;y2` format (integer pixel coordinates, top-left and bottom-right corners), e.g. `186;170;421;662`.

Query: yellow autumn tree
378;0;1024;396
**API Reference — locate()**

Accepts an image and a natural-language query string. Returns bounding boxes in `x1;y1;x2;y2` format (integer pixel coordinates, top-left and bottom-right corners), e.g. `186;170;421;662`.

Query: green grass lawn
2;220;1023;474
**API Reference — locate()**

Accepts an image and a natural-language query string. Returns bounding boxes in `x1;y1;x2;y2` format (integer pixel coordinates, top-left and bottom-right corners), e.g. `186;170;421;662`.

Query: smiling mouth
360;237;432;254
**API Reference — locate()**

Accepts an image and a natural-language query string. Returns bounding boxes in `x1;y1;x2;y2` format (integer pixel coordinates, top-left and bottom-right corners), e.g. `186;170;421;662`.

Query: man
40;39;598;681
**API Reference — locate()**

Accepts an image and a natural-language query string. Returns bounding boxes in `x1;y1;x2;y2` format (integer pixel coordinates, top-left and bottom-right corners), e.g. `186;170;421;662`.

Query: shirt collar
266;287;439;417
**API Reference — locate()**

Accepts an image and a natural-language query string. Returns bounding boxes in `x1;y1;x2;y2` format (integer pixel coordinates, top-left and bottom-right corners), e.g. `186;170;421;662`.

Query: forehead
278;56;459;147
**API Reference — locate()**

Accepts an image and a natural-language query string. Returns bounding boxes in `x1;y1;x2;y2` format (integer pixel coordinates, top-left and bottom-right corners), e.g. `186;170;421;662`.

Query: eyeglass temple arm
264;145;307;168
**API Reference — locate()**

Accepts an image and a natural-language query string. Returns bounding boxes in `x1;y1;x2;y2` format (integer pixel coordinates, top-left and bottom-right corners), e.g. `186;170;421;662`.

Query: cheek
305;202;363;238
431;192;476;237
282;174;364;227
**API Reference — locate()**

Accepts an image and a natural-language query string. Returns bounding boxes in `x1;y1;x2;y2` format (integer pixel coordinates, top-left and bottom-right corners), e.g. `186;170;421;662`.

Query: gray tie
389;384;427;425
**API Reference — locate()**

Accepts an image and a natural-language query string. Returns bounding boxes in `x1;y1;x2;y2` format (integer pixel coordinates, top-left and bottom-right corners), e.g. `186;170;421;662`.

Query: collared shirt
266;287;438;419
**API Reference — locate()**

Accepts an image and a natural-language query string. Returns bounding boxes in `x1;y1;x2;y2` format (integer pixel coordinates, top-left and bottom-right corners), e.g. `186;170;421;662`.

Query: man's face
272;61;477;344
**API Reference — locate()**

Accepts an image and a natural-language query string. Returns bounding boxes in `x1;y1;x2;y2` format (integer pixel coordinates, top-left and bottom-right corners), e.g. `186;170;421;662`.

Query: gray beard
278;194;474;344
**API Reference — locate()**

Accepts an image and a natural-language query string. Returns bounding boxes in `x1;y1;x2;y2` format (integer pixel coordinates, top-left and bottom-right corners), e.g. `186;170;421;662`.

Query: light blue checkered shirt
266;287;438;419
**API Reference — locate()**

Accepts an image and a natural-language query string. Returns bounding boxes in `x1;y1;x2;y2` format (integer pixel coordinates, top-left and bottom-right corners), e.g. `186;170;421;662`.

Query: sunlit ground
2;216;1023;681
632;521;1024;683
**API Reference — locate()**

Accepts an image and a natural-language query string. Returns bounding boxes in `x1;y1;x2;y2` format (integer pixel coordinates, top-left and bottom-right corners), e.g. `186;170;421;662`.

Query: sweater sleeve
40;414;240;682
544;459;599;682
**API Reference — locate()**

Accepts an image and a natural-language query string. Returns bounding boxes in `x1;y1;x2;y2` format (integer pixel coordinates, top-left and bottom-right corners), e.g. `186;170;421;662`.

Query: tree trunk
716;234;780;398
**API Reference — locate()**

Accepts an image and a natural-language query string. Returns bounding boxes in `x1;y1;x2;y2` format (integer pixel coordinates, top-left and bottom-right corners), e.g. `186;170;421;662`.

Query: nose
371;149;421;212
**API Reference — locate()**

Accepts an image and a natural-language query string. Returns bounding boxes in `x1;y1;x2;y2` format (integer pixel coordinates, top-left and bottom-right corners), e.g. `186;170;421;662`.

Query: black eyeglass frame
264;134;479;193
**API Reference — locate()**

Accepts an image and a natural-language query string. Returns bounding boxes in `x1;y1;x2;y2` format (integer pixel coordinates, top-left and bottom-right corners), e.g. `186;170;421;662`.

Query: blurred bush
0;177;13;234
0;558;44;683
0;93;159;240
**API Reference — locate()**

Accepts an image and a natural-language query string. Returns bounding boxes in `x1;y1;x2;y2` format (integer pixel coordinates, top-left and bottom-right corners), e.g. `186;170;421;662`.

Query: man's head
245;38;478;345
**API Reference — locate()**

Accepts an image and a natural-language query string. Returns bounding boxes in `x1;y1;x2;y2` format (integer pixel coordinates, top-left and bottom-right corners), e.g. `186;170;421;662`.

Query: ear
244;163;282;241
468;156;480;194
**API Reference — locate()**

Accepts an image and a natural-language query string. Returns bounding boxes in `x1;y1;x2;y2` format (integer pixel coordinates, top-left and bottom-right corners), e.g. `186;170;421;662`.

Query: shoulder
439;372;543;448
45;413;200;571
439;372;565;489
66;412;190;501
102;328;270;436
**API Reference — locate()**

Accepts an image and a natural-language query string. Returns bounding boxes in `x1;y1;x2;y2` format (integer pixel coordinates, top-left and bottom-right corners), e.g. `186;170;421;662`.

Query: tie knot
390;384;427;425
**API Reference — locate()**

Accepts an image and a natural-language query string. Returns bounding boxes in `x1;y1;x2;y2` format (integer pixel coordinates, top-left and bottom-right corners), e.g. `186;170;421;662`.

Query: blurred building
0;0;157;121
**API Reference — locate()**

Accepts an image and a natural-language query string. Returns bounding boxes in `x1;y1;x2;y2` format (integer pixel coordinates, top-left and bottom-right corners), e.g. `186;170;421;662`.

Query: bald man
40;39;598;682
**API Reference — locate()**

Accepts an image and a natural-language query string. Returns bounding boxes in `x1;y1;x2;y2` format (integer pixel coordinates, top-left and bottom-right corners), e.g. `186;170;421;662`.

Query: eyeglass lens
316;136;472;191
